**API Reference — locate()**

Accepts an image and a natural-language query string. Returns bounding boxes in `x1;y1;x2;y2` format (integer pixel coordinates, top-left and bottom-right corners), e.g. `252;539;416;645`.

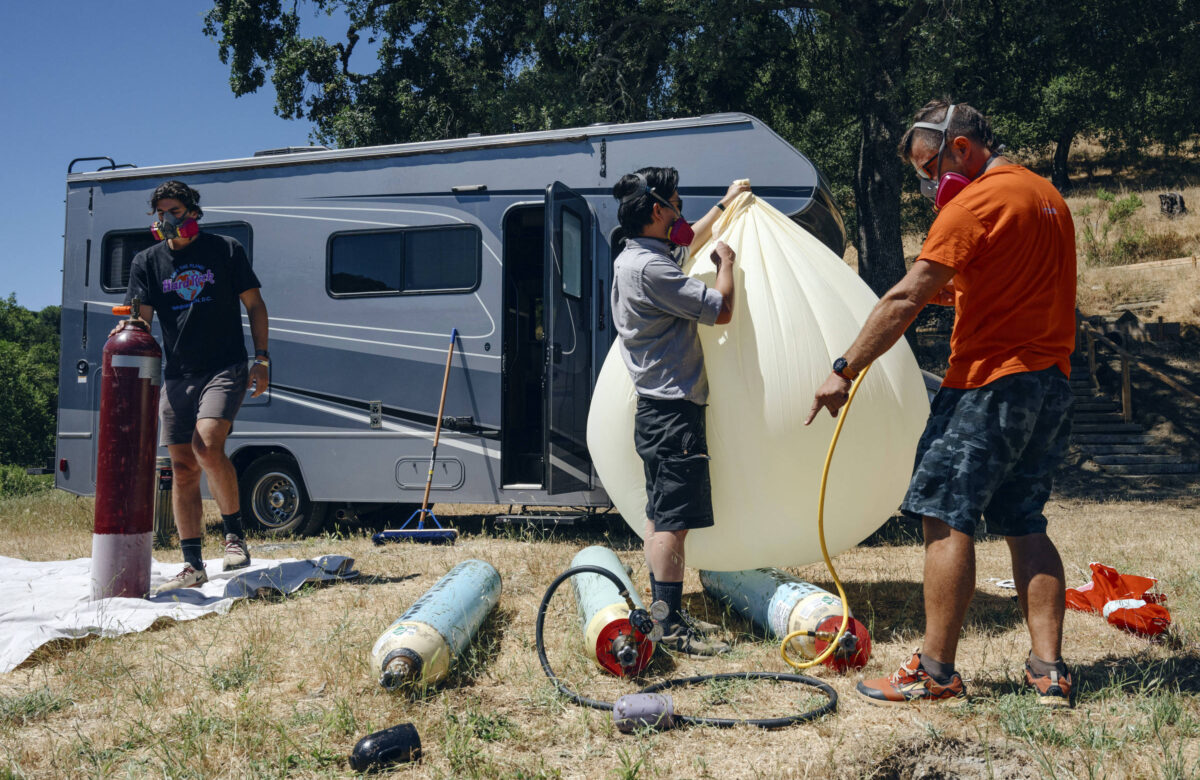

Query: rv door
542;182;593;494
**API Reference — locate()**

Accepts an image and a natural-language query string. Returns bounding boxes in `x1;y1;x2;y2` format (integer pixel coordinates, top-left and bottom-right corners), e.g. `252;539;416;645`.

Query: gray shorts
160;362;248;446
900;365;1072;537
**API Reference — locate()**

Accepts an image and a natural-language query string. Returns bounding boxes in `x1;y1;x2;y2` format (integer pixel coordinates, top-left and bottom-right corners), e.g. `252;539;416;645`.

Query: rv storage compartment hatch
395;458;465;490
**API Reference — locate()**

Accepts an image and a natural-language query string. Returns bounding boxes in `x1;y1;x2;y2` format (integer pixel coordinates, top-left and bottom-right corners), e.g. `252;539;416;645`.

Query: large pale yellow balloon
588;193;929;571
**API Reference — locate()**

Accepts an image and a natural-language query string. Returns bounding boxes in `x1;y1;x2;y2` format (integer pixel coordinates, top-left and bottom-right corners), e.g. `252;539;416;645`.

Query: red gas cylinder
91;302;162;600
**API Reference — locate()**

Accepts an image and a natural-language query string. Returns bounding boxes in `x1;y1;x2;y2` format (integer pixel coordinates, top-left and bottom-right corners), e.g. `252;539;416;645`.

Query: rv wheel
239;454;329;537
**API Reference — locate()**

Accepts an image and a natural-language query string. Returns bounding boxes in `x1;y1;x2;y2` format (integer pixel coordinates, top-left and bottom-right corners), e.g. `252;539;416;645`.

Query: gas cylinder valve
570;546;656;677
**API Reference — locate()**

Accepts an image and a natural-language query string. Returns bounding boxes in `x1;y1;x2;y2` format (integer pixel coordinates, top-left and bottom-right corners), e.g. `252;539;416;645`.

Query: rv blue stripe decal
268;389;500;459
272;384;500;436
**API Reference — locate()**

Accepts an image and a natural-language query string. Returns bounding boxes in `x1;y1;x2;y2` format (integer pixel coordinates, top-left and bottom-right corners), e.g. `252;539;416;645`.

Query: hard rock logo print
162;267;216;303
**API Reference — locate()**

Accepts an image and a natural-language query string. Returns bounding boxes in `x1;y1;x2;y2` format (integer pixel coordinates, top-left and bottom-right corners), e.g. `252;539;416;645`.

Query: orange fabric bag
1065;562;1171;636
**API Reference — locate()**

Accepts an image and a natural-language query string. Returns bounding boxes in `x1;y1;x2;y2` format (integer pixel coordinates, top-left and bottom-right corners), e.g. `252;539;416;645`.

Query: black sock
221;512;244;538
654;580;684;624
180;538;205;571
919;653;956;684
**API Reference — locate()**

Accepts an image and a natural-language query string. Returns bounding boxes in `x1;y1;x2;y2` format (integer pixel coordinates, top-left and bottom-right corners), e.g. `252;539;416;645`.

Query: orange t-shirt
919;165;1077;389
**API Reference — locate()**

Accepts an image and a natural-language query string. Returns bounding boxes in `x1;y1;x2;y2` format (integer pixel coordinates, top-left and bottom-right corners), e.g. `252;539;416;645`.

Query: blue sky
0;3;357;311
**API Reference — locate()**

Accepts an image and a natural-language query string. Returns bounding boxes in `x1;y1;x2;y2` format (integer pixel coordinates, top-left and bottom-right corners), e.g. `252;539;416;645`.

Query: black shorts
634;397;715;532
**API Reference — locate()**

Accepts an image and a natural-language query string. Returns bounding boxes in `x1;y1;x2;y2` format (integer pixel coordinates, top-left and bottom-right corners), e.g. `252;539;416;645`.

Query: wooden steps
1068;359;1199;477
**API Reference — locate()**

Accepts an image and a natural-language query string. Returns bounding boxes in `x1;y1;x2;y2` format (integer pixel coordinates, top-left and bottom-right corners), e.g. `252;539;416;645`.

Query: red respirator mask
919;170;972;212
912;104;973;212
631;173;695;247
665;214;695;247
151;213;200;241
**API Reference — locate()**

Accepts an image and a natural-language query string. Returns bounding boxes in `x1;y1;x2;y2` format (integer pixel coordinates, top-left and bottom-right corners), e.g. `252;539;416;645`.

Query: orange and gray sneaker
856;652;968;707
1025;655;1073;708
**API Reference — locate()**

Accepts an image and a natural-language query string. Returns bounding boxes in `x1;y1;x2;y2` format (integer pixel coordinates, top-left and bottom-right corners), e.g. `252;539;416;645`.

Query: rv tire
239;454;329;537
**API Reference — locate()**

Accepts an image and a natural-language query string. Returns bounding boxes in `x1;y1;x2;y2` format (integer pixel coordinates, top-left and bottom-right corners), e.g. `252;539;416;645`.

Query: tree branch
339;24;360;78
757;0;867;51
884;0;932;53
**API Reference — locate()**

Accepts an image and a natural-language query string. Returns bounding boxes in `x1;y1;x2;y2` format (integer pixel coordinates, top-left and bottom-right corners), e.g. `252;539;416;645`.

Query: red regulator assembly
813;615;873;672
91;301;162;600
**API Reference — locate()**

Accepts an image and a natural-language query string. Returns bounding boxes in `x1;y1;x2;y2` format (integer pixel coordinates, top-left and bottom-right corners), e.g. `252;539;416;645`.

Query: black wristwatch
832;357;856;380
255;349;270;360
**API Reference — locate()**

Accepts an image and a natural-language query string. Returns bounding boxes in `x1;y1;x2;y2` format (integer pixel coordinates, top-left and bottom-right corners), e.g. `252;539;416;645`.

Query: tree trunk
1052;129;1074;192
853;108;908;299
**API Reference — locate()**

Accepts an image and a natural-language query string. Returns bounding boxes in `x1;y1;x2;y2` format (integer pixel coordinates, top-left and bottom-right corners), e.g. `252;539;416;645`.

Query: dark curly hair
149;180;203;218
897;100;997;163
612;167;679;235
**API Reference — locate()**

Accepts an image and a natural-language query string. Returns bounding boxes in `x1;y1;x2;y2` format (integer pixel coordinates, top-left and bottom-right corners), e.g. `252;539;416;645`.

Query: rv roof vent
252;145;331;157
467;133;482;138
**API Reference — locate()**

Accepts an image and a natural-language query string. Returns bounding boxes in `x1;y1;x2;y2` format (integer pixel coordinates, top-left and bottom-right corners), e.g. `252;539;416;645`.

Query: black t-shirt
125;232;261;379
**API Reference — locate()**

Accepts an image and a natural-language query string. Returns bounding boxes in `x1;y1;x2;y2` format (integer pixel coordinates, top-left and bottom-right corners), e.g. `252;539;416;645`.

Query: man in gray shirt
610;166;744;655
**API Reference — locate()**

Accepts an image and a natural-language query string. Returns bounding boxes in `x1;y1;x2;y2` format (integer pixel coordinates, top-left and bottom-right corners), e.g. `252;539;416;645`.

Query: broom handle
421;328;458;512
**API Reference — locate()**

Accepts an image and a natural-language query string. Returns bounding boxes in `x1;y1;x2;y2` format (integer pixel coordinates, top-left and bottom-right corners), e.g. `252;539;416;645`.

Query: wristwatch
832;357;857;380
255;349;270;360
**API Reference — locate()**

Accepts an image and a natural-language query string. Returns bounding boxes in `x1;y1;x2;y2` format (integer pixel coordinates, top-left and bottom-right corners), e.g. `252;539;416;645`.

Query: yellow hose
780;364;871;670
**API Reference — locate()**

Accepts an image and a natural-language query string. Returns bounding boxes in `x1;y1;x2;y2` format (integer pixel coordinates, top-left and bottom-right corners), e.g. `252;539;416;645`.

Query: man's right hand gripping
108;318;149;338
711;241;736;324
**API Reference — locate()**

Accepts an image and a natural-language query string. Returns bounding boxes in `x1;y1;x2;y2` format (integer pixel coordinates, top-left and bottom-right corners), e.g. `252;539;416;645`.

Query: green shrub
0;465;52;499
1080;189;1148;266
1107;193;1143;223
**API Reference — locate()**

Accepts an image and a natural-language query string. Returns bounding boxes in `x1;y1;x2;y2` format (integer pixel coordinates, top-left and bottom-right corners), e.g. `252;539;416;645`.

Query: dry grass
1076;260;1200;323
1157;270;1200;327
2;489;1199;779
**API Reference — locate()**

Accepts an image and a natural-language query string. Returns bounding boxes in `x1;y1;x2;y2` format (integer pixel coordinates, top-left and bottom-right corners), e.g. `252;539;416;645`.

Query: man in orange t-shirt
807;101;1076;709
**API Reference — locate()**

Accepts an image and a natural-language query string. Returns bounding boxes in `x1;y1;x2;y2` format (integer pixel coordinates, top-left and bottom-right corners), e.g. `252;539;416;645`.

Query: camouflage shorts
901;365;1072;537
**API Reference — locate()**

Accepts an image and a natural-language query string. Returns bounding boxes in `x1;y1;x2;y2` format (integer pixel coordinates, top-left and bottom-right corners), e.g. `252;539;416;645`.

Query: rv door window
561;209;583;299
328;224;481;297
100;223;253;293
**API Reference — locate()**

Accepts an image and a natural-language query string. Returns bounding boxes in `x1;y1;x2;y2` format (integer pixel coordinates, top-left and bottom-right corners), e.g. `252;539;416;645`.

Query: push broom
373;329;460;545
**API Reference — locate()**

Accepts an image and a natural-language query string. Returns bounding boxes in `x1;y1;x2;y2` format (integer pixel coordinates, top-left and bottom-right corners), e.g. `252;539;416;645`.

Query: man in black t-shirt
111;180;270;594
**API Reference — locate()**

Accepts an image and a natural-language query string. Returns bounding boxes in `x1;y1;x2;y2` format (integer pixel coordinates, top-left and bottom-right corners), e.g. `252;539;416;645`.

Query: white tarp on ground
0;554;357;673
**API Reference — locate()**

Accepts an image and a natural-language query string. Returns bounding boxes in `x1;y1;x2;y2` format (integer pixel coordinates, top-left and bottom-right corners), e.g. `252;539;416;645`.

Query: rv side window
328;231;404;294
561;208;583;299
328;225;481;297
100;223;253;293
100;232;156;291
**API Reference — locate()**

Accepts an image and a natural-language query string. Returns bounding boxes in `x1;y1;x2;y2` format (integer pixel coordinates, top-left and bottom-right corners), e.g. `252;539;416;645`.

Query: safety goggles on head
908;105;972;211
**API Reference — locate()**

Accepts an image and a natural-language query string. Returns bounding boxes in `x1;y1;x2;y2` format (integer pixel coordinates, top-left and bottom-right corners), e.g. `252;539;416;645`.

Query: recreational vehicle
57;113;846;535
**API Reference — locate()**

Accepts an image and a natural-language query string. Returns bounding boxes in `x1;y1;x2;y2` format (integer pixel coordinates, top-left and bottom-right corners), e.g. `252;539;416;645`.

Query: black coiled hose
534;564;838;728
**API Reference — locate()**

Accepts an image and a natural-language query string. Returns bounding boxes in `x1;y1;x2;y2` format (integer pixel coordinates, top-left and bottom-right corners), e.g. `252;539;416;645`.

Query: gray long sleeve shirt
611;237;724;405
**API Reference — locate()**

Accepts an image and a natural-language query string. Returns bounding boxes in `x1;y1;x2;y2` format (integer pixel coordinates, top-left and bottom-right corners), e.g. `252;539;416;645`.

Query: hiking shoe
856;652;968;707
659;622;731;656
1025;655;1073;709
152;564;208;596
223;534;251;571
677;609;721;636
